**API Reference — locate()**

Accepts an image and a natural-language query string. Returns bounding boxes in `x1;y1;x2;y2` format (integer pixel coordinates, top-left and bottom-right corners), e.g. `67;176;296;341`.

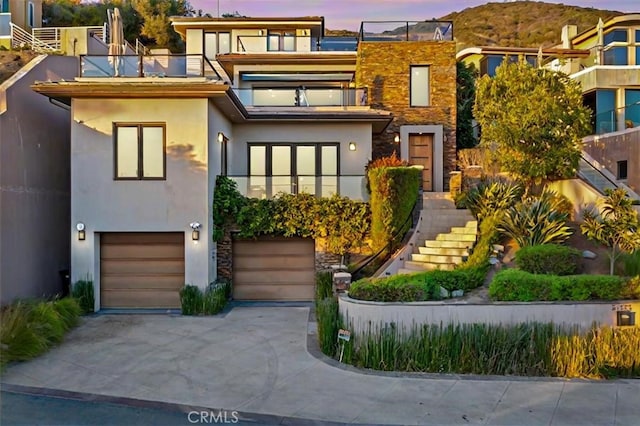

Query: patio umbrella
108;7;125;76
596;18;604;65
537;46;543;68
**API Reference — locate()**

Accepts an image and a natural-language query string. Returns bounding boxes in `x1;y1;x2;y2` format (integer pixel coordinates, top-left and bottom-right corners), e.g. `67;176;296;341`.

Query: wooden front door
409;134;434;191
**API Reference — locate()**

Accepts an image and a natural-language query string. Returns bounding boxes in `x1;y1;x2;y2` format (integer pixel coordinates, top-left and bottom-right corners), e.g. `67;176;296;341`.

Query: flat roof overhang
171;16;325;39
571;14;640;46
456;46;591;62
31;79;392;133
216;52;357;81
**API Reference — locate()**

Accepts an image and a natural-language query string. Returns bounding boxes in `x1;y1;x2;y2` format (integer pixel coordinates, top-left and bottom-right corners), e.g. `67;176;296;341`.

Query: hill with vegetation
327;1;623;49
441;1;622;49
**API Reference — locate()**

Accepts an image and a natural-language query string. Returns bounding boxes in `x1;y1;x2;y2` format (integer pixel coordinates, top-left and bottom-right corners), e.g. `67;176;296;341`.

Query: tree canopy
456;61;478;150
474;58;591;188
42;0;193;52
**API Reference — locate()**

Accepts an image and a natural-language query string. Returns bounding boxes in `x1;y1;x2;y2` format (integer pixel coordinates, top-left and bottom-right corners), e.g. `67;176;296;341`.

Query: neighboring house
31;16;457;310
457;14;640;196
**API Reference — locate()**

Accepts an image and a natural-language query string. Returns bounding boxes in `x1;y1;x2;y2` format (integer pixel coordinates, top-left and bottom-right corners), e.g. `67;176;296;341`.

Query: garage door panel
100;232;184;308
101;244;184;260
101;259;185;274
234;255;315;270
233;284;315;301
232;240;314;256
101;274;184;290
232;236;315;301
101;290;181;309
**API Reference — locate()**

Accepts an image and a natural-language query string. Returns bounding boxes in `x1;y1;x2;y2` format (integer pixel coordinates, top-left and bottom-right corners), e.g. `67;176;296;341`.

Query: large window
626;89;640;128
603;29;630;65
204;32;231;59
410;66;430;106
248;143;339;198
114;123;166;180
268;31;295;51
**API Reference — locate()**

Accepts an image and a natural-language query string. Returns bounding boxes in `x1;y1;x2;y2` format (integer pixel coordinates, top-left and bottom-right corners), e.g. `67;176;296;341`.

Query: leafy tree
474;58;591;190
581;188;640;275
456;61;478;149
132;0;193;52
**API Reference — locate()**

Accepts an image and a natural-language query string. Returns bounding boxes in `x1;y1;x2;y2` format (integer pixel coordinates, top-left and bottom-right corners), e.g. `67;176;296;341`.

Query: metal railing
232;87;368;107
79;54;222;79
592;100;640;135
226;175;367;201
358;21;453;42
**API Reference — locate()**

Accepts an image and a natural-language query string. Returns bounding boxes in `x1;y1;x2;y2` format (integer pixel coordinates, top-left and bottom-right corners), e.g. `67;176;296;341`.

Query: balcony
235;34;358;53
358;21;453;42
79;54;221;79
227;175;368;201
233;87;368;107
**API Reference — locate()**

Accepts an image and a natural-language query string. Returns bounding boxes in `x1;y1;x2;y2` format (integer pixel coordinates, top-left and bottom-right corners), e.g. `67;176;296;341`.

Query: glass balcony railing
226;175;368;201
593;101;640;135
79;54;221;79
235;35;358;53
232;87;368;107
358;21;453;42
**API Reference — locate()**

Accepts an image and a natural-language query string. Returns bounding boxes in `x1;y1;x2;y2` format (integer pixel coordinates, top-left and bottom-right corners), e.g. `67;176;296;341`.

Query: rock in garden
582;250;597;259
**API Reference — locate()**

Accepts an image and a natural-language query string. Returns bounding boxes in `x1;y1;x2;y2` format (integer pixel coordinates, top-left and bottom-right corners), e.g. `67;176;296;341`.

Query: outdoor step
404;261;456;271
424;240;472;249
449;226;478;234
436;233;477;242
410;253;465;264
418;246;469;256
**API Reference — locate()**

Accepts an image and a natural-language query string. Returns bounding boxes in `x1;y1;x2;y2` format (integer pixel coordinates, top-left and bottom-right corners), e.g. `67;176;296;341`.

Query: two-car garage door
100;233;184;308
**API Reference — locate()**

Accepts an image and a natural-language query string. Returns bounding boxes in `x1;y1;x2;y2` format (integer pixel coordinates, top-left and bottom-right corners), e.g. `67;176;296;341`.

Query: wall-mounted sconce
76;222;85;241
258;29;264;36
348;142;357;151
190;222;201;241
217;132;227;143
617;311;635;327
394;134;400;144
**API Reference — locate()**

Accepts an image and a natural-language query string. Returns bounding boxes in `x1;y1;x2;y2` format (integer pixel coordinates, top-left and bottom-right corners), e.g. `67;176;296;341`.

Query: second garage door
232;236;315;301
100;232;185;309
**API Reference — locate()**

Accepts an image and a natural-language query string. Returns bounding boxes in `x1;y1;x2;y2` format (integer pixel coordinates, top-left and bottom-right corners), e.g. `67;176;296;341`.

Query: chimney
561;25;578;48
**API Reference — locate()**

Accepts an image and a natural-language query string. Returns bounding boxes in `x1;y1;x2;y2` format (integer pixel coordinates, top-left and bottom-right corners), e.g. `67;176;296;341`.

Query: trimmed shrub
368;166;421;253
489;269;632;301
348;266;487;302
515;244;581;276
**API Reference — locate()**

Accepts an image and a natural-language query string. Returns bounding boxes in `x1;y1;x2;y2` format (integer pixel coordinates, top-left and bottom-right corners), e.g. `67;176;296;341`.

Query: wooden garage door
409;133;434;191
100;233;184;308
233;236;315;301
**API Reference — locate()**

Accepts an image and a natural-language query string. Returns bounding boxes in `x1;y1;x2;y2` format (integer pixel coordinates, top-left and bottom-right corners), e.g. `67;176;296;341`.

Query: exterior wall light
76;222;85;241
394;134;400;143
617;311;635;327
190;222;201;241
217;132;226;143
348;142;356;151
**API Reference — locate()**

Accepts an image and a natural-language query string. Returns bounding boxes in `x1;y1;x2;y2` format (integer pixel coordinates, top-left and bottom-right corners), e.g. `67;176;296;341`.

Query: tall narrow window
204;32;231;59
410;65;430;107
617;161;628;180
27;2;34;27
114;123;166;180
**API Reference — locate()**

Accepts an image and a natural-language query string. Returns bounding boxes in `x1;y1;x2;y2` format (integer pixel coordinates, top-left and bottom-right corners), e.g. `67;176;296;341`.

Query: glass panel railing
227;175;368;201
359;21;453;42
317;36;358;51
592;101;640;135
232;87;368;107
236;35;312;53
79;54;221;79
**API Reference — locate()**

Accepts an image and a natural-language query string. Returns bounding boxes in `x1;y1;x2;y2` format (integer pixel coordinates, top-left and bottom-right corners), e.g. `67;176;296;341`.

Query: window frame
113;122;167;181
617;160;628;180
409;65;431;107
204;31;231;59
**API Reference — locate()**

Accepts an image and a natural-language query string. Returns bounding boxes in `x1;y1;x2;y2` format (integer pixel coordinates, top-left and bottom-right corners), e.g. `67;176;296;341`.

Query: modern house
29;16;457;309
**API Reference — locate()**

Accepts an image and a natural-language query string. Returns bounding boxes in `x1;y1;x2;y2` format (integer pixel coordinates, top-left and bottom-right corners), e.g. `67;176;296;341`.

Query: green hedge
343;322;640;378
368;166;421;253
489;269;639;301
515;244;582;276
348;266;487;302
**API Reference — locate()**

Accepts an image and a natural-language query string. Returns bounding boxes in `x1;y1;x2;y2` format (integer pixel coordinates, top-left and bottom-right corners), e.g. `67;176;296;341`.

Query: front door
409;134;434;191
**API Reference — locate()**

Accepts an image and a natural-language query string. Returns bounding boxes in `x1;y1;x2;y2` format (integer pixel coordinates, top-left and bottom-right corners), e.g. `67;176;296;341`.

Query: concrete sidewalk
1;307;638;425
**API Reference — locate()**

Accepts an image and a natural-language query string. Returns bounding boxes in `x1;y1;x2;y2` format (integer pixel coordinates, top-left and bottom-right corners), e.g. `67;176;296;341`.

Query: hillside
326;1;623;50
442;1;622;49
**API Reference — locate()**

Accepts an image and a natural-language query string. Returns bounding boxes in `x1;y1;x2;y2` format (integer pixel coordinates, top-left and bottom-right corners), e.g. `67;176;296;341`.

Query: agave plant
457;177;524;220
499;189;573;248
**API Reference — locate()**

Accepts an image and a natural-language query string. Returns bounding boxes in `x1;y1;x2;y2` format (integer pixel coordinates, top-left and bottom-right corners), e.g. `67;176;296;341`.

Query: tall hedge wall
368;166;421;253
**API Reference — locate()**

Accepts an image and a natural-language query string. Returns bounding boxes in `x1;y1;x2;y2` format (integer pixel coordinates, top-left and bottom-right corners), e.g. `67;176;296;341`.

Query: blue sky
189;0;639;30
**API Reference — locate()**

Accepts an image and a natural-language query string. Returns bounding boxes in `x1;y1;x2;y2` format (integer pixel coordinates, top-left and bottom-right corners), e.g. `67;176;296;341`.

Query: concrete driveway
1;306;639;425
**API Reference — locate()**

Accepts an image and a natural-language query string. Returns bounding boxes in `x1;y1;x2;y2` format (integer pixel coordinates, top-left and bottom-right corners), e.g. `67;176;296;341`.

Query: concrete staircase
398;195;477;274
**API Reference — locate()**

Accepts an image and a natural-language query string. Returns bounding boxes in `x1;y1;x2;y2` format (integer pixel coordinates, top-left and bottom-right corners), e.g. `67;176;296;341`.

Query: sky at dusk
189;0;639;30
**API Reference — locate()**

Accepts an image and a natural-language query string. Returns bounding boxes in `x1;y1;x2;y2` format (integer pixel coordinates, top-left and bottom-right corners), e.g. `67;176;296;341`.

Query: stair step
418;246;469;256
404;261;456;271
424;240;472;249
411;253;465;263
450;226;477;234
436;233;477;242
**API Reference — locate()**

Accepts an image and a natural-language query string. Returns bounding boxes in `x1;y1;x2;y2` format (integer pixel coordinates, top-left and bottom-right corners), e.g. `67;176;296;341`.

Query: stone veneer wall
582;128;640;193
355;41;457;189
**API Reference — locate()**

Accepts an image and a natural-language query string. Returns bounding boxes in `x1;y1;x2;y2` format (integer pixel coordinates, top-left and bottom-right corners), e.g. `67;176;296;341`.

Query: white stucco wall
339;295;640;334
71;98;212;309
